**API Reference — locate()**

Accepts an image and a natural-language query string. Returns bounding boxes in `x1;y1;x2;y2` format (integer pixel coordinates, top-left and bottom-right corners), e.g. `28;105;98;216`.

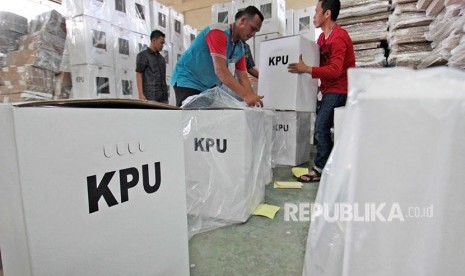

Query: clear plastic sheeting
341;0;380;9
449;37;465;69
388;25;429;46
425;5;463;46
0;65;54;90
388;13;434;30
389;41;433;54
344;21;388;44
0;11;28;35
181;86;247;109
356;54;386;67
302;67;465;276
387;51;431;68
6;48;62;72
337;12;390;26
18;30;66;56
29;10;66;39
338;1;390;19
418;32;463;68
272;111;311;167
182;98;273;238
62;0;111;20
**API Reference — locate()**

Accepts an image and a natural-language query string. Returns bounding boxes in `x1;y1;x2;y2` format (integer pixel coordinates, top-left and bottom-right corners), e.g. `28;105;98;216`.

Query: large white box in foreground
0;100;189;276
259;35;319;111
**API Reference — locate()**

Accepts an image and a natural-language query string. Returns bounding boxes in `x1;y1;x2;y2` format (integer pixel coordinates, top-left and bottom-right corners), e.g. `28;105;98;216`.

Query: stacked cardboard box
0;12;28;66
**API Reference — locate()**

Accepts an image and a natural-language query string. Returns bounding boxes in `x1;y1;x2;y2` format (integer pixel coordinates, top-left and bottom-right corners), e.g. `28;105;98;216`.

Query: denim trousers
313;93;347;171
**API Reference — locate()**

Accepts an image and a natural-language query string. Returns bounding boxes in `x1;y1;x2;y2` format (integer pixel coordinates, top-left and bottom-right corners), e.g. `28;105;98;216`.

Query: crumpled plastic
181;86;247;109
302;67;465;276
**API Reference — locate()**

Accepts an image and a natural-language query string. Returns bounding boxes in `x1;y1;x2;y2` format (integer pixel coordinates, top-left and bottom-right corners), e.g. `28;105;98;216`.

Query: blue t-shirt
171;24;246;92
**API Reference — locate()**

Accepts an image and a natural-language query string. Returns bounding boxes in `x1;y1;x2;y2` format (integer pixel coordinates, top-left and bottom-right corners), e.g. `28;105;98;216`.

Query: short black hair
319;0;340;21
235;6;264;22
150;30;165;41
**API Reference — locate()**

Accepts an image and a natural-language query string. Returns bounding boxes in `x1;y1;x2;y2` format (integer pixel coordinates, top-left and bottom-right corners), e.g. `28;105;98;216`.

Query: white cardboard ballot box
70;64;116;98
212;2;234;24
183;108;272;236
256;0;286;35
259;35;320;112
63;0;111;20
68;15;114;67
273;111;311;166
0;100;189;276
294;7;316;42
149;1;170;41
115;67;137;99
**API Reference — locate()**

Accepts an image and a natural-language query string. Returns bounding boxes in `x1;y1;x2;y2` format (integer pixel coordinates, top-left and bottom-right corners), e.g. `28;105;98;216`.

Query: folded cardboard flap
14;98;180;110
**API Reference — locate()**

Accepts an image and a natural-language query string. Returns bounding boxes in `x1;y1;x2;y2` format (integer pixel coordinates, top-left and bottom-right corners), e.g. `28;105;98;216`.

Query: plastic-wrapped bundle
418;32;463;68
393;2;426;14
389;25;429;45
390;42;433;54
425;5;463;45
29;10;67;39
356;55;386;67
341;0;380;9
18;31;66;56
388;13;434;30
387;51;431;68
449;40;465;69
338;12;390;26
345;21;388;43
182;88;273;238
302;67;465;276
0;12;28;35
354;42;381;51
392;0;418;5
181;86;246;109
355;48;385;59
6;49;62;72
339;1;390;19
0;65;54;89
0;30;22;54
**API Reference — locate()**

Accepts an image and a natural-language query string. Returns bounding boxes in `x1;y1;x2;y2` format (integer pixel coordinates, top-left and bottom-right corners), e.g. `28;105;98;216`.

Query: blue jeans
313;93;347;172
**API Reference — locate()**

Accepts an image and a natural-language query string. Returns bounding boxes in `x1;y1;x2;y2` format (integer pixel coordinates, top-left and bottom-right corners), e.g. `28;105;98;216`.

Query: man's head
314;0;340;28
234;6;264;42
150;30;165;52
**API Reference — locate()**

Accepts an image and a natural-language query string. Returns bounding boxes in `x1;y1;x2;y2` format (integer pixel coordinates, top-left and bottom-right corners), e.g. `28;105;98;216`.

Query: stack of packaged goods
338;0;390;67
388;0;434;68
0;12;28;67
418;3;465;68
448;4;465;69
0;10;66;102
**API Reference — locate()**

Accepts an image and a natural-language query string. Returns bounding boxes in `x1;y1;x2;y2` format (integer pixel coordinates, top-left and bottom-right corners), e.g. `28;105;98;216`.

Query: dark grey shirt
136;47;168;102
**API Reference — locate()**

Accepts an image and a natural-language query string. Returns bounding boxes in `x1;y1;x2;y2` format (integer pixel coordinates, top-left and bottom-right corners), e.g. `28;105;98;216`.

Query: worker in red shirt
288;0;355;182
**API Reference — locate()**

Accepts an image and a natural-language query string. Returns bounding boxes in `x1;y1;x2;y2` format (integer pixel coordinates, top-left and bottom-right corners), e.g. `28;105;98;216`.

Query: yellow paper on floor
252;204;280;219
292;167;309;178
274;181;303;189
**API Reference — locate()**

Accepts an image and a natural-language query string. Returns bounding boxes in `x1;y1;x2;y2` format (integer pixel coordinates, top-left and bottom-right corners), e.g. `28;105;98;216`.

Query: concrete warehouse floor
188;164;319;276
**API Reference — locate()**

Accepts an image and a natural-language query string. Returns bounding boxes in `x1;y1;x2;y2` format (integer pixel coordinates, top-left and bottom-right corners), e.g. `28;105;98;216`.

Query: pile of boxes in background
0;0;198;103
0;10;68;102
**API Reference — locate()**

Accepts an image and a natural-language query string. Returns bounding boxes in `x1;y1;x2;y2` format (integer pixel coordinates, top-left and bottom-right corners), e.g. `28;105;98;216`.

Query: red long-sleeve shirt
311;24;355;94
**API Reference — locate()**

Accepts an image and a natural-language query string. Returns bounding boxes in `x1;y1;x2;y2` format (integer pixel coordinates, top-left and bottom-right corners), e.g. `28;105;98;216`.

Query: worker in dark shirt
136;30;168;103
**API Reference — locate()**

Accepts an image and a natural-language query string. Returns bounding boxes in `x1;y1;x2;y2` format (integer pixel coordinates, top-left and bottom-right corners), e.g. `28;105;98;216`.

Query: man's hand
244;94;264;107
288;54;310;74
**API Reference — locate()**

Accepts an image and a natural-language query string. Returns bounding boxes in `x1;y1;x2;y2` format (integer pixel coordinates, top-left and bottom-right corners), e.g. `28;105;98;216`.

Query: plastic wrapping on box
0;65;54;89
388;25;429;45
0;30;21;54
353;42;381;51
70;64;116;98
181;86;246;109
0;11;28;35
68;15;114;67
115;67;137;98
29;10;67;39
212;2;234;24
6;49;62;72
302;67;465;276
63;0;111;20
355;48;385;59
449;37;465;68
272;111;311;166
337;12;390;26
182;101;272;238
169;8;184;46
390;41;432;54
338;1;390;19
341;0;380;9
344;21;388;40
425;5;463;44
387;51;431;68
112;26;133;69
183;25;197;50
111;0;130;29
131;0;151;34
417;32;463;68
356;55;387;68
388;13;433;30
393;2;425;14
149;1;170;41
18;31;66;56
